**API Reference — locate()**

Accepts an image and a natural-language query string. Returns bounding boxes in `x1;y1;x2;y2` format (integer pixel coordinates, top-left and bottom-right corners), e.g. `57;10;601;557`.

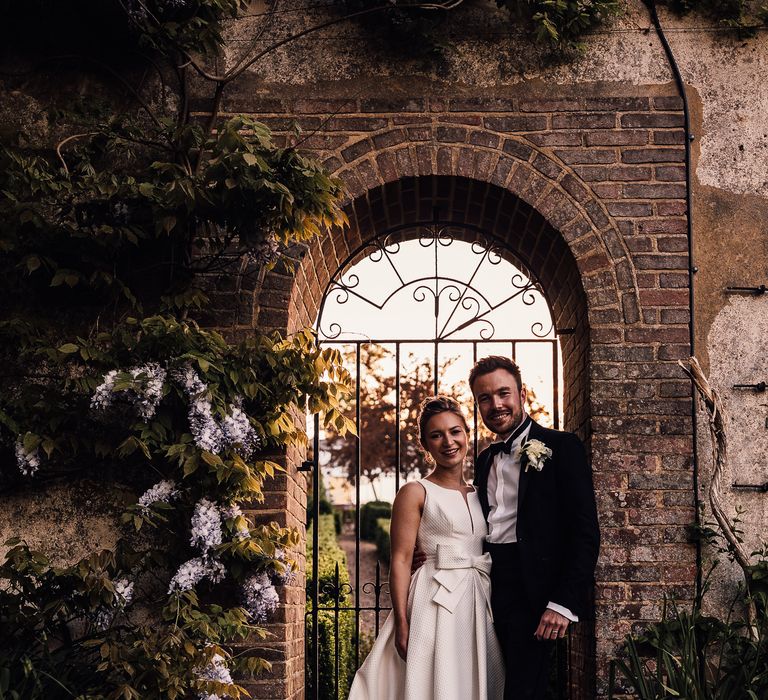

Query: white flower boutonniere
521;439;552;472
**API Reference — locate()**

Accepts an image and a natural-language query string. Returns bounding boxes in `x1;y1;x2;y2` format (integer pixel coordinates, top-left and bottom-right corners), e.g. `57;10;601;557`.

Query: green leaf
160;215;177;233
201;451;223;468
183;456;200;477
41;439;55;457
22;432;41;452
58;343;79;354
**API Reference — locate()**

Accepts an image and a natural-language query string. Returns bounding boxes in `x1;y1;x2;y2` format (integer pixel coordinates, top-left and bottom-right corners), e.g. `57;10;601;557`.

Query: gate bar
395;342;401;493
552;339;560;430
433;341;439;396
311;412;320;698
322;337;558;345
472;340;478;464
354;343;362;669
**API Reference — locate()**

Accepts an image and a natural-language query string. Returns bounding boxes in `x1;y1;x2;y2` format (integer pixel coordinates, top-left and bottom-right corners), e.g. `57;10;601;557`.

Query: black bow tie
486;416;531;459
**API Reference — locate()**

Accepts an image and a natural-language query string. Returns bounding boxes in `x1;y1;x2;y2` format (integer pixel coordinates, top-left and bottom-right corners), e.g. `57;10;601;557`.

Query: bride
348;396;504;700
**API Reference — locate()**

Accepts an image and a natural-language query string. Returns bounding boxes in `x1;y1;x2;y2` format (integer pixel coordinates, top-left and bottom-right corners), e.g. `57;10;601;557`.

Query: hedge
306;514;355;699
360;500;392;541
306;515;348;598
374;517;391;566
306;473;334;527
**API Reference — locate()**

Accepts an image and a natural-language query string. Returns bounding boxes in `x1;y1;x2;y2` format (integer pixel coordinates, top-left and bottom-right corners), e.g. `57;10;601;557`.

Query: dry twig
679;356;757;630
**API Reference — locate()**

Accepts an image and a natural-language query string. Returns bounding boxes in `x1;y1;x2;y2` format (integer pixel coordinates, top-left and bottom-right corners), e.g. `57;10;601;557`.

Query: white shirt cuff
547;602;578;622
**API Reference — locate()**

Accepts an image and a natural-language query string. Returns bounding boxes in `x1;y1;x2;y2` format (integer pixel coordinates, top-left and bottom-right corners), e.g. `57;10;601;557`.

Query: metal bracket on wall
732;481;768;493
733;382;767;392
725;285;768;295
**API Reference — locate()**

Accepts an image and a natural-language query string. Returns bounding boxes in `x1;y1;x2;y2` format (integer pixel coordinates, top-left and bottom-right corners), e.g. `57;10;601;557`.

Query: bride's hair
417;395;470;447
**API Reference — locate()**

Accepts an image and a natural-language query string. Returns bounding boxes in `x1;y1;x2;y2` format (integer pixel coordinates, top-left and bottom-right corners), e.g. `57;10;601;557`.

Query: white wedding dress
348;478;505;700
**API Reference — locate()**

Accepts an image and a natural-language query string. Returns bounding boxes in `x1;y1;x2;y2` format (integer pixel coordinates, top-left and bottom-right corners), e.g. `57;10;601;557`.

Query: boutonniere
521;439;552;472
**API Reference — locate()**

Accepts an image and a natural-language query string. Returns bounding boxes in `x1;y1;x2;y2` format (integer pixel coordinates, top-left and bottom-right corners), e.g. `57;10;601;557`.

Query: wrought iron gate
305;218;568;699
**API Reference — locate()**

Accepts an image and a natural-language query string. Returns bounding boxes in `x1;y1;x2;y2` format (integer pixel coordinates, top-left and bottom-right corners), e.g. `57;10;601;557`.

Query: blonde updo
417;395;470;447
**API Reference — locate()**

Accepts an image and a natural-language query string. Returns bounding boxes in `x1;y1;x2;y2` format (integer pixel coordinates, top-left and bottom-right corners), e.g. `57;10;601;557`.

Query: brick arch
283;172;596;435
245;94;695;700
326;129;640;323
276;171;597;696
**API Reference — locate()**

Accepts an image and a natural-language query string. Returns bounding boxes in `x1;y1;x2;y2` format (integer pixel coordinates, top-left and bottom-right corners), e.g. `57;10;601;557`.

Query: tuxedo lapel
474;449;492;519
517;420;544;510
517;448;531;511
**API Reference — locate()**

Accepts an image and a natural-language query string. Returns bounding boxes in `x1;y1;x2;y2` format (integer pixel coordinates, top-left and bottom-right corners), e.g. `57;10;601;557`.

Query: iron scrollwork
319;562;354;608
317;219;556;342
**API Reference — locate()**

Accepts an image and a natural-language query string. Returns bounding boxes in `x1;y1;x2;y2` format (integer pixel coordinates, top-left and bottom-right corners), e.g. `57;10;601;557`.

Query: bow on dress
431;543;493;618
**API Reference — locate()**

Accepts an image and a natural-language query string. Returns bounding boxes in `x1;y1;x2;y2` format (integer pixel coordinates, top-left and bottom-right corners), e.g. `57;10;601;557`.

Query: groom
470;355;599;700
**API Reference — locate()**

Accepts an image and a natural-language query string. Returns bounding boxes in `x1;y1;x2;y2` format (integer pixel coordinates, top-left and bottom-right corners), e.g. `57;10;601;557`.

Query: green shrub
306;514;355;699
306;474;334;527
306;515;346;601
374;517;391;566
360;501;392;541
611;552;768;699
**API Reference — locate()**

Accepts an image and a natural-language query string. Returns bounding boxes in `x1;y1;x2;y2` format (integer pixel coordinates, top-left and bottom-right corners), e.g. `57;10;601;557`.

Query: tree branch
679;356;757;631
221;1;467;85
55;133;99;175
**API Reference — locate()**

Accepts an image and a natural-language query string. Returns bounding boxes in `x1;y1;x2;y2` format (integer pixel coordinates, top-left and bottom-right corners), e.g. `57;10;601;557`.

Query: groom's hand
534;609;570;641
410;546;426;573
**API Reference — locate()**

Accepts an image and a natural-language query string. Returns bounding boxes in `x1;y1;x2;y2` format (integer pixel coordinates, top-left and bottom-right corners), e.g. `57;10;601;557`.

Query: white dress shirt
486;419;531;544
485;416;578;623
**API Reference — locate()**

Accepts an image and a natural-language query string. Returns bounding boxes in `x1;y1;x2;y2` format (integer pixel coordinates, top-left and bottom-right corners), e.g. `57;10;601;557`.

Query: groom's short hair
469;355;523;393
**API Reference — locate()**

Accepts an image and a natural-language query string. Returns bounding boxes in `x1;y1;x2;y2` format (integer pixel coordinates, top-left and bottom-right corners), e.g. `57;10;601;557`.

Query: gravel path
338;525;392;638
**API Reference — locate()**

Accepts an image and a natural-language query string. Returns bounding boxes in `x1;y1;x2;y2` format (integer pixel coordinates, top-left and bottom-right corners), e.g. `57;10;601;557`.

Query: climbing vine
662;0;768;35
0;2;355;698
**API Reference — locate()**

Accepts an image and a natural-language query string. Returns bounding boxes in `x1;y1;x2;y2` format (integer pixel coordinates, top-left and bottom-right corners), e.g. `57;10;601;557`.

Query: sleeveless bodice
416;478;488;559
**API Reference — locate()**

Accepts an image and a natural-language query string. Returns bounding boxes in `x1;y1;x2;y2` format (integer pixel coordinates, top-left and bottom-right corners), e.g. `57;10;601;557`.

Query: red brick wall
198;89;696;699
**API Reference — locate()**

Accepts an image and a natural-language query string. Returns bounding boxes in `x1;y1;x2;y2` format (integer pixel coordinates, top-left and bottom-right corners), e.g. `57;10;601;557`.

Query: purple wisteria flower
168;557;226;594
221;503;250;541
190;498;223;553
273;549;297;585
241;572;280;623
91;369;118;411
173;366;225;453
196;652;234;700
91;362;167;420
93;577;134;631
14;439;40;476
138;479;178;509
173;366;261;457
221;404;261;458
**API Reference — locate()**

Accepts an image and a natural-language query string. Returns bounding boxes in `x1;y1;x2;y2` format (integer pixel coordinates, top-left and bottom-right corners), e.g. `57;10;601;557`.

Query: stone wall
3;0;768;697
195;83;699;696
191;1;768;696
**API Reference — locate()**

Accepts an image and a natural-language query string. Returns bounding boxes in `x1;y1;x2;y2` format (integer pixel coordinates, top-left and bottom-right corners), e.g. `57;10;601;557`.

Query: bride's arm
388;482;425;661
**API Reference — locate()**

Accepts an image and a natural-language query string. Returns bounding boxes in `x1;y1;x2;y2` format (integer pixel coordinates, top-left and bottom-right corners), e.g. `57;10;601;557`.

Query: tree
322;346;459;499
322;344;552;498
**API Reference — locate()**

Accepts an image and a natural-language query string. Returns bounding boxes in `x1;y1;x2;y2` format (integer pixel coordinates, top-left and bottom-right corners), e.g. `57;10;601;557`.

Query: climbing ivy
663;0;768;35
0;2;354;698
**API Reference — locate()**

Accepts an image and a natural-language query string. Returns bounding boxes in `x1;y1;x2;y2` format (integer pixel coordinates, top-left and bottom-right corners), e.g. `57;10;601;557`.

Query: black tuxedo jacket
473;420;600;620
